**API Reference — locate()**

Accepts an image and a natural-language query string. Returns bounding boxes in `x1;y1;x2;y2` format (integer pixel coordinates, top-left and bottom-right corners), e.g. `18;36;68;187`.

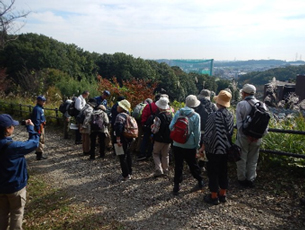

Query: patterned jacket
203;108;234;154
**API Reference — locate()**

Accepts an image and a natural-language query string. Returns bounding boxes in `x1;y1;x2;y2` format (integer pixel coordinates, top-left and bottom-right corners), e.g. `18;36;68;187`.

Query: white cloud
11;0;305;60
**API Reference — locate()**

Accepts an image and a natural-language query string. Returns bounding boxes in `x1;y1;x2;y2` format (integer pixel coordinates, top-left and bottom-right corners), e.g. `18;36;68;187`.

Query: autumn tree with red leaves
97;75;158;109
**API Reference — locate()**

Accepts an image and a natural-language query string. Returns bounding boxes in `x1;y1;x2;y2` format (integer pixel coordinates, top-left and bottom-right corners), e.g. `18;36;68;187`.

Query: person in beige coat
79;98;96;155
89;105;110;160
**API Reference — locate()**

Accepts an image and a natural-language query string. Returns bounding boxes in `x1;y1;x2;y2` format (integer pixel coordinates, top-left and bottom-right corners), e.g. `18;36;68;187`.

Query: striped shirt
203;108;234;154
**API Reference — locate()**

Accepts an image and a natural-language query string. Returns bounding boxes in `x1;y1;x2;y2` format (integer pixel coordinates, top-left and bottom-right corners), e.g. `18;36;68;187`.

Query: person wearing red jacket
137;94;161;161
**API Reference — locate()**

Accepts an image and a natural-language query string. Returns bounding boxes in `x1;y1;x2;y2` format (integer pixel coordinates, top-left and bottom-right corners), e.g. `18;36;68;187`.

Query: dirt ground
15;125;305;230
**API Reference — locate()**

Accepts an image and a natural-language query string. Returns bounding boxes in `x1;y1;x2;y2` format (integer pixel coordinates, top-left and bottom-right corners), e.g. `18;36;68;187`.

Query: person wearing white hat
150;97;173;177
169;95;204;195
235;83;266;188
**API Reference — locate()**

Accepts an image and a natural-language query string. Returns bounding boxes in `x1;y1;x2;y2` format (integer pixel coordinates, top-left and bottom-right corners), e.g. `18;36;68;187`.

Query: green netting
168;59;214;76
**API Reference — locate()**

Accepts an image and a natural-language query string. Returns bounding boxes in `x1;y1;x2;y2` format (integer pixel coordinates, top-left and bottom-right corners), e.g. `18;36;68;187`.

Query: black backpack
143;103;159;133
242;99;270;139
75;105;88;124
59;101;70;114
154;111;172;143
91;112;105;131
196;99;217;131
67;101;79;117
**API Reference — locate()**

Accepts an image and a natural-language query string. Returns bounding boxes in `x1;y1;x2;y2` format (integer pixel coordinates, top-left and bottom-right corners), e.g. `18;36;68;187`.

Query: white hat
185;95;200;108
156;97;169;110
242;84;256;95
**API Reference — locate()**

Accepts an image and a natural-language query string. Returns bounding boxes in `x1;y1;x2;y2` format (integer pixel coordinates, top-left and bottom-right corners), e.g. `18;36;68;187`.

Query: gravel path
15;126;305;230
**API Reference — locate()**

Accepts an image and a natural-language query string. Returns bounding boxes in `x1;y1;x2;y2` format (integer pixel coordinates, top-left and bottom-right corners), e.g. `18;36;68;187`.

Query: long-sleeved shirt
203;108;234;154
31;104;46;132
75;95;86;111
0;125;39;194
95;96;108;108
169;106;201;149
236;95;268;137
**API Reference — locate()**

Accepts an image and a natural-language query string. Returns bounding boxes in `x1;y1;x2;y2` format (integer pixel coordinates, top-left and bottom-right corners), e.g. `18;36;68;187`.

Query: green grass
261;114;305;167
24;170;125;230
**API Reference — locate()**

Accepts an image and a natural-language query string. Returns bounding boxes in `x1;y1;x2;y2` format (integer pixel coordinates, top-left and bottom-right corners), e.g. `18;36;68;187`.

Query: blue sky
11;0;305;61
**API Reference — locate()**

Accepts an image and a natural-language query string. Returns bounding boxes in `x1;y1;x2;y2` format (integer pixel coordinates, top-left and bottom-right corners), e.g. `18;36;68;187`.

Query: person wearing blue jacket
0;114;39;230
31;95;47;160
169;95;204;195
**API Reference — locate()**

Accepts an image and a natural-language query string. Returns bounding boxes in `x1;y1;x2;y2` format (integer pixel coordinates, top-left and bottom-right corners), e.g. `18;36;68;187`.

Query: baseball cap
0;114;19;128
37;96;46;101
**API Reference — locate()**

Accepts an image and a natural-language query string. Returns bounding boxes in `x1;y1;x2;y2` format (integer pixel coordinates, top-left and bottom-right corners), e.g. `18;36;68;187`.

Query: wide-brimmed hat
88;98;97;107
156;97;169;110
213;90;232;108
242;84;256;95
118;99;131;112
185;95;201;108
0;114;19;128
197;89;211;101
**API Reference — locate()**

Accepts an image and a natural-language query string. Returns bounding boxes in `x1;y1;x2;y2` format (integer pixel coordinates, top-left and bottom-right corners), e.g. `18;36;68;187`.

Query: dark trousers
110;125;116;154
173;146;203;184
118;141;132;177
90;132;106;159
63;117;70;139
139;130;153;158
206;153;228;193
75;128;81;143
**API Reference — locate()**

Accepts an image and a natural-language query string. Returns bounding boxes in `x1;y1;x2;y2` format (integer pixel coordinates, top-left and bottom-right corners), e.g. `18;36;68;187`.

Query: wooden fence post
55;108;60;125
19;104;22;117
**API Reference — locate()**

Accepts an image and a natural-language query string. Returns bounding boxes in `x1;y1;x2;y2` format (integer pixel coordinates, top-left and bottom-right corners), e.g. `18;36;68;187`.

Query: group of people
0;83;269;229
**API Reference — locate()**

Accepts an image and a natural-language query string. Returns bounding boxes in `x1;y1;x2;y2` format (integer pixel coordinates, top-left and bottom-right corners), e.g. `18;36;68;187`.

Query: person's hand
116;138;122;147
198;144;205;154
25;119;34;126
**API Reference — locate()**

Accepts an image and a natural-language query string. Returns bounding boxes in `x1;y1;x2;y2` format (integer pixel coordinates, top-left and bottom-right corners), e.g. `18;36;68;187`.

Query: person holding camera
0;114;39;230
31;96;47;160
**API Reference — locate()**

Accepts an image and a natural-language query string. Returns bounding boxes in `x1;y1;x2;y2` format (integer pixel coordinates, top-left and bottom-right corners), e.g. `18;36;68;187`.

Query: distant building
264;79;295;102
296;74;305;101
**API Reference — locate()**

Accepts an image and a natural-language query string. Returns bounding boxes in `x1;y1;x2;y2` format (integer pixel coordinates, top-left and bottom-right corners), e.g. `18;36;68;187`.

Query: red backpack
170;111;194;144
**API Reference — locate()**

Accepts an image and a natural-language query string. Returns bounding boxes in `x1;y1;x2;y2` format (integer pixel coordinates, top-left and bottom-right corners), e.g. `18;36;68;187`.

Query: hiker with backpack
131;98;153;155
89;105;109;160
79;98;96;156
110;96;125;155
150;97;173;177
199;90;234;205
236;84;270;188
195;89;217;169
138;94;162;161
114;99;135;181
59;98;73;139
74;91;90;145
169;95;204;195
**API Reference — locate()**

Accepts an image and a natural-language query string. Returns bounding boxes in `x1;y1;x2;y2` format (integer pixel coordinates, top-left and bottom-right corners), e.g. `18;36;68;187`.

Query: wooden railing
0;101;61;124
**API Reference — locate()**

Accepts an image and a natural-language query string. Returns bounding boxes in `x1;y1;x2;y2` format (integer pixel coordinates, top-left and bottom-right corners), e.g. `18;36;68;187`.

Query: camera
20;120;26;126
